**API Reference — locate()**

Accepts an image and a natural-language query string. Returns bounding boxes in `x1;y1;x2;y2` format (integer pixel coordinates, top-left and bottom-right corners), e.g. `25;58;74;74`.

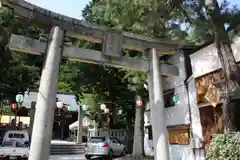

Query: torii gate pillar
148;48;170;160
28;26;64;160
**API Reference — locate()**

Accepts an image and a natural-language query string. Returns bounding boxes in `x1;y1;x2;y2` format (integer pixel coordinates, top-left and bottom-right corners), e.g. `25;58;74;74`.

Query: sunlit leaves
206;132;240;160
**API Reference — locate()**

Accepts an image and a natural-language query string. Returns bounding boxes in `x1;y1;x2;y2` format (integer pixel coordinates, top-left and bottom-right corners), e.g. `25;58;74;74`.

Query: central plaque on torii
103;30;122;58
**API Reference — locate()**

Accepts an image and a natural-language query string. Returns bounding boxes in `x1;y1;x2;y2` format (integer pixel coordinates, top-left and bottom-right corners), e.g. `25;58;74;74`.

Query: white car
0;130;29;160
85;136;126;160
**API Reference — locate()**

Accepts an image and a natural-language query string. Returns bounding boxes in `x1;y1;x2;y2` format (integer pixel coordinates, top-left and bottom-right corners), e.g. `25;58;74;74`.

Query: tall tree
205;0;240;132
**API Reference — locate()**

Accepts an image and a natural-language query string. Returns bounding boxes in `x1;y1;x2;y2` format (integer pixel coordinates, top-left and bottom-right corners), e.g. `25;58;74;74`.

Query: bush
206;132;240;160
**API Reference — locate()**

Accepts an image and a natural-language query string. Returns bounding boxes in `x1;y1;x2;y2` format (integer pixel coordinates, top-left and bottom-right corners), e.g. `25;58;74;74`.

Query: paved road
49;155;129;160
49;154;85;160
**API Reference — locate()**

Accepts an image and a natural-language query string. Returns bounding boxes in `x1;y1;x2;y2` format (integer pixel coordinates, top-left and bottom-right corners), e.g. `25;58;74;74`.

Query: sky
26;0;240;20
25;0;90;19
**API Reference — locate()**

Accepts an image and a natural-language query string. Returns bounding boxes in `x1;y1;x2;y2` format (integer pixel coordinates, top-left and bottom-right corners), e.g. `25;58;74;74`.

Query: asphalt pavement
49;154;85;160
49;155;130;160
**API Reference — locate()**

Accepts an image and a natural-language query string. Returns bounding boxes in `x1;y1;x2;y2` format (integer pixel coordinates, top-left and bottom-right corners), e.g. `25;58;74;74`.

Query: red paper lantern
11;103;18;110
136;99;143;107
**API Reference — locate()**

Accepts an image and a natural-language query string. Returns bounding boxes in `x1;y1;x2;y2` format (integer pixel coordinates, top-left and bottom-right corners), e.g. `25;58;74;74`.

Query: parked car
0;130;29;160
85;136;126;160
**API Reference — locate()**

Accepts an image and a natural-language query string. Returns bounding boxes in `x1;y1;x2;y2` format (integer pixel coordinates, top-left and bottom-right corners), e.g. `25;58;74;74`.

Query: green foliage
206;133;240;160
80;93;103;126
84;0;187;39
58;60;137;118
170;0;240;44
0;7;43;102
0;105;13;115
80;0;189;123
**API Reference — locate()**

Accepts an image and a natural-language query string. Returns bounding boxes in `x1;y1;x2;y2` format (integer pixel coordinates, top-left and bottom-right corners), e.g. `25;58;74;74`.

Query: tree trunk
132;106;145;159
126;111;134;153
205;0;240;132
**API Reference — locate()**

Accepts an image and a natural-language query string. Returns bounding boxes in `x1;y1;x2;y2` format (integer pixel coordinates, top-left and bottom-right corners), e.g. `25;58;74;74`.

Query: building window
164;89;175;108
145;125;153;140
167;125;190;145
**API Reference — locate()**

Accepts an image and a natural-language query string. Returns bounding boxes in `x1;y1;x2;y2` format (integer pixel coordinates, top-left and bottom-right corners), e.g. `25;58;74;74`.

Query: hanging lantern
11;103;18;110
136;98;143;107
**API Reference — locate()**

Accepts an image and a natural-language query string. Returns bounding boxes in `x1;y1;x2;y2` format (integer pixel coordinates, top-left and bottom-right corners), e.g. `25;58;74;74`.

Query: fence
88;128;126;141
69;128;127;142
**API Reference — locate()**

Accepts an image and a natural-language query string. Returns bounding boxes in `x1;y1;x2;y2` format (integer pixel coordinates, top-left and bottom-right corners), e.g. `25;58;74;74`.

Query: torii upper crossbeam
0;0;184;53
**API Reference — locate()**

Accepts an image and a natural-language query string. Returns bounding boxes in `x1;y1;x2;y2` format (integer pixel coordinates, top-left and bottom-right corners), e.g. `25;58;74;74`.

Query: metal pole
77;106;83;143
149;48;170;160
28;26;64;160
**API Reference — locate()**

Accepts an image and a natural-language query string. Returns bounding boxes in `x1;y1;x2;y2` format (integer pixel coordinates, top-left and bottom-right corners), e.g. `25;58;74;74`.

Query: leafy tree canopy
0;7;43;102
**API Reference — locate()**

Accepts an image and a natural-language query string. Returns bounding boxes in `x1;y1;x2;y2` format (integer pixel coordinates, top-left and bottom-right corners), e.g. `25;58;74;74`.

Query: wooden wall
195;70;224;104
199;105;224;145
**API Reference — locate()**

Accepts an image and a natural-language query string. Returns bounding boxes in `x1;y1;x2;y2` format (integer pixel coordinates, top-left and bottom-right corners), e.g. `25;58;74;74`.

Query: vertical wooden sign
103;30;122;58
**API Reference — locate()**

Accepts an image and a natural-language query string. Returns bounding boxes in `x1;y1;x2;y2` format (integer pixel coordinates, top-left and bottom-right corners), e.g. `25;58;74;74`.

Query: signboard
103;31;122;58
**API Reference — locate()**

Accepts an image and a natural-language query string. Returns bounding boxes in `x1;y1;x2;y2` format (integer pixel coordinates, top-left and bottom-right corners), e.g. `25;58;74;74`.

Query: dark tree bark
132;106;145;159
205;0;240;132
126;111;134;153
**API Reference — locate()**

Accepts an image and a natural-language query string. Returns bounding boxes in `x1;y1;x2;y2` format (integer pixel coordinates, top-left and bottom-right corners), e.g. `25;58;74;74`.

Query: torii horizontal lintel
0;0;185;54
9;34;179;76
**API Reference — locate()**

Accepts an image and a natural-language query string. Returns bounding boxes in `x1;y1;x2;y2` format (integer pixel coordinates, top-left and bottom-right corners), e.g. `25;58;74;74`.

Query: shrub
206;132;240;160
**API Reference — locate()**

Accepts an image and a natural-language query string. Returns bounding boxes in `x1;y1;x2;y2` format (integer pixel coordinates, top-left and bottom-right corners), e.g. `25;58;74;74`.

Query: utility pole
149;48;170;160
28;26;64;160
77;106;83;143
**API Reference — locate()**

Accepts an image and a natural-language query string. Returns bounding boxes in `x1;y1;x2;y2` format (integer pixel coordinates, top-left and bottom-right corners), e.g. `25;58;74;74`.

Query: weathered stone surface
9;34;180;76
103;30;122;57
0;0;184;53
9;34;47;55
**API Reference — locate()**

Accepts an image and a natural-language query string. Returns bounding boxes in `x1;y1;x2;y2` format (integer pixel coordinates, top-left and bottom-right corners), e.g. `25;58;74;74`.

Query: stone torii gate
0;0;184;160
